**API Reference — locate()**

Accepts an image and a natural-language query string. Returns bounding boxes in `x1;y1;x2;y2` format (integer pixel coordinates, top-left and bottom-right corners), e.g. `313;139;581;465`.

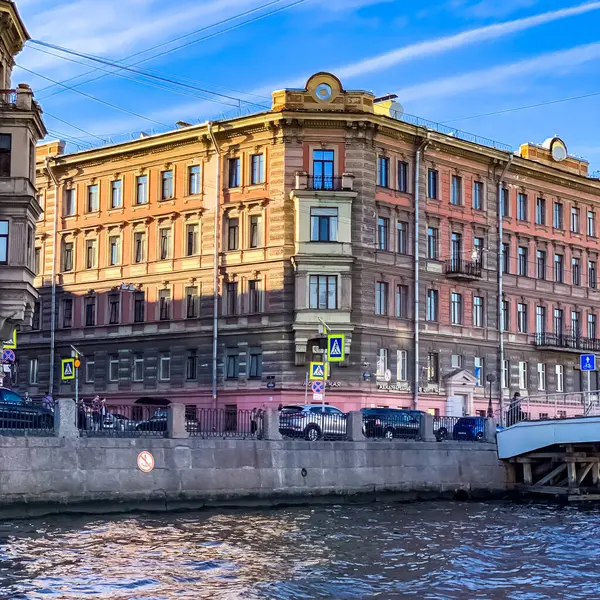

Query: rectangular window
63;298;73;328
376;348;388;377
537;363;546;391
518;246;528;277
85;239;96;269
377;156;390;187
571;207;580;233
133;231;145;263
109;355;119;382
159;353;171;381
536;305;546;335
186;286;198;319
34;247;41;275
161;170;174;200
473;237;484;263
375;281;389;316
428;169;438;199
377;217;389;250
62;241;74;272
556;365;564;392
228;157;241;188
0;133;11;177
517;303;528;333
227;281;238;315
29;358;38;385
159;289;171;320
64;189;76;216
189;165;201;195
309;275;337;310
133;354;144;382
85;296;96;327
501;243;510;274
536;250;546;280
108;294;120;325
111;180;122;209
249;279;261;313
590;260;597;289
553;308;564;335
473;181;483;210
571;310;581;337
87;184;99;213
186;350;198;380
397;221;408;254
451;175;462;205
451;354;463;369
109;236;120;266
473;296;483;328
502;360;509;389
553;201;563;229
136;175;148;205
451;292;462;325
85;359;95;384
518;361;528;389
31;301;41;331
474;357;483;387
502;299;510;332
517;193;528;221
159;228;171;260
249;215;262;248
451;232;462;263
310;208;338;242
226;352;240;379
312;149;334;190
500;187;509;217
588;211;596;237
397;161;408;192
397;350;408;382
227;218;239;250
186;224;199;256
588;313;597;339
396;284;408;318
554;254;564;283
535;197;546;225
250;154;264;185
572;258;581;286
249;350;263;379
427;353;439;383
426;289;438;321
134;292;145;323
427;226;438;260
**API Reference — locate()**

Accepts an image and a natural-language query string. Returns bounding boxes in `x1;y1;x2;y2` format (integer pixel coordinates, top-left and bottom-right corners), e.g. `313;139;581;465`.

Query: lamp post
486;372;496;418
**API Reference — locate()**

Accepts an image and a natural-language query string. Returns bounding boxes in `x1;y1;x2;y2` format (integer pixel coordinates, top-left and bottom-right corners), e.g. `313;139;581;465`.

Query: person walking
507;392;524;427
91;395;102;432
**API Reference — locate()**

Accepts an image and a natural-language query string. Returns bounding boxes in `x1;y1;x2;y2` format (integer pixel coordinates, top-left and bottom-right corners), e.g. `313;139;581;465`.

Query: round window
315;83;333;101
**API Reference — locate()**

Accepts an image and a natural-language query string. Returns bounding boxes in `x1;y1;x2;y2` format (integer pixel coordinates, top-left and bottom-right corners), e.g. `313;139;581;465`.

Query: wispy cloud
395;42;600;103
449;0;541;19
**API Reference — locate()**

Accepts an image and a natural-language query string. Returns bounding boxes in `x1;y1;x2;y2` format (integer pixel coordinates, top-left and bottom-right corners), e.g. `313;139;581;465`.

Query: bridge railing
503;391;600;426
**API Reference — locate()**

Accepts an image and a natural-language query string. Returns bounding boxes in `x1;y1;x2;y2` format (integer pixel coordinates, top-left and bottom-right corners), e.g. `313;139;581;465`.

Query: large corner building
17;72;600;417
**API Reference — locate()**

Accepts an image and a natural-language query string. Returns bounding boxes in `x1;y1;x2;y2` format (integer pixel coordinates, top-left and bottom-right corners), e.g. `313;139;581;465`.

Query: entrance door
446;394;468;417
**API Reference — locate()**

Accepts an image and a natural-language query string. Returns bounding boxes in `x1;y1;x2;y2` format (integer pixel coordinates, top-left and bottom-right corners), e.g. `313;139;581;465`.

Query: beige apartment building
17;71;600;418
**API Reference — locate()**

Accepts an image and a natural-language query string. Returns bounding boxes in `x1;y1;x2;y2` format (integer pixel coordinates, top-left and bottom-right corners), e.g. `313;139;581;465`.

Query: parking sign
581;354;596;371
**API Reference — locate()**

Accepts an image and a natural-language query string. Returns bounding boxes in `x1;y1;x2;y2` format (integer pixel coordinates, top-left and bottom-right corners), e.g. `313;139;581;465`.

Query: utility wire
43;111;107;142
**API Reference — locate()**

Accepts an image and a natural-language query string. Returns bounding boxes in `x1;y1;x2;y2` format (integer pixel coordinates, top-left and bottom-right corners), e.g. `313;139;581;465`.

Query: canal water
0;501;599;599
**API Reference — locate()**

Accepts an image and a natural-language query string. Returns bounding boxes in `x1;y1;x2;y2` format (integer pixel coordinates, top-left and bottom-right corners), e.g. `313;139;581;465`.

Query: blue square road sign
580;354;596;371
328;334;345;362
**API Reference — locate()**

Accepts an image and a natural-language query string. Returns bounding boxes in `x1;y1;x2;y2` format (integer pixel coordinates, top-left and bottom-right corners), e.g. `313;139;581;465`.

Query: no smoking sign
137;451;155;473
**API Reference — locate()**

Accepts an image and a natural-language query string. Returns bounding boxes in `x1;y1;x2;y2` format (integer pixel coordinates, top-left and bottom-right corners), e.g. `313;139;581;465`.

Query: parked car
401;409;449;441
452;417;485;441
103;412;137;431
135;409;168;432
0;388;54;430
361;408;420;439
279;405;347;441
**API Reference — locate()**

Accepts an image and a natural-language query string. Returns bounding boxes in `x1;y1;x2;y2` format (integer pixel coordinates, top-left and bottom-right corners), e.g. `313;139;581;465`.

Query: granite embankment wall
0;435;509;518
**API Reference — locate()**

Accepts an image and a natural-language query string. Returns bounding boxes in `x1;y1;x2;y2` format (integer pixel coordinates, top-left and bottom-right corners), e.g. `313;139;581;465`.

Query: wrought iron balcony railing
306;176;344;191
532;332;600;352
443;259;482;279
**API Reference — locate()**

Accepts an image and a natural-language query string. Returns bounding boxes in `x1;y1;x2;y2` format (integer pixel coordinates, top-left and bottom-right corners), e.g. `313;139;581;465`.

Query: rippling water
1;502;600;599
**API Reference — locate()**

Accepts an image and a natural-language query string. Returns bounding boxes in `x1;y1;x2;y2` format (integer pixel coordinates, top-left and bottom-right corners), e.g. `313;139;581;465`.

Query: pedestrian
507;392;523;427
42;393;55;412
91;395;102;431
77;398;88;431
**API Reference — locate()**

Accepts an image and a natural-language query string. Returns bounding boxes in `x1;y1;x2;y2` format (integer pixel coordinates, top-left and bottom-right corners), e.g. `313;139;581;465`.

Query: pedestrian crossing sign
2;328;16;350
62;358;75;381
310;362;326;381
328;334;345;362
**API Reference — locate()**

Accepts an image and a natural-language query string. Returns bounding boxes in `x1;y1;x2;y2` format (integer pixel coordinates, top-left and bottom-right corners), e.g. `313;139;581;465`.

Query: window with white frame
377;217;389;250
518;361;528;389
375;281;388;316
537;363;546;391
87;184;99;213
29;358;38;385
133;354;144;381
64;188;76;216
189;165;201;195
555;364;564;392
397;161;408;192
451;292;462;325
517;303;528;333
502;360;510;389
85;359;95;383
111;180;122;209
376;348;388;377
186;286;199;319
396;284;408;318
85;239;96;269
309;275;337;310
109;235;120;266
428;169;438;199
159;227;171;260
109;355;119;382
134;231;145;263
397;350;407;381
474;357;483;387
451;354;463;369
136;175;148;205
473;181;483;210
186;223;199;256
249;214;262;248
311;208;338;242
161;170;174;200
159;289;171;320
473;296;483;328
250;154;264;185
397;221;408;254
159;352;171;381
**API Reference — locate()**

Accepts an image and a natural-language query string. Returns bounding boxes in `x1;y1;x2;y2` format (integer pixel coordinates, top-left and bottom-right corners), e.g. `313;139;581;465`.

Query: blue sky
13;0;600;170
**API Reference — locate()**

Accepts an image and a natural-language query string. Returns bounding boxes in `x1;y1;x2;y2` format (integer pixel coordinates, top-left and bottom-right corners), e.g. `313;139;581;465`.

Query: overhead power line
43;111;107;142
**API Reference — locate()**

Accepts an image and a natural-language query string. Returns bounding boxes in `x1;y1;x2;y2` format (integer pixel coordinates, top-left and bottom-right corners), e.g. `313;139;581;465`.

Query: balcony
444;259;482;280
532;332;600;353
295;171;355;192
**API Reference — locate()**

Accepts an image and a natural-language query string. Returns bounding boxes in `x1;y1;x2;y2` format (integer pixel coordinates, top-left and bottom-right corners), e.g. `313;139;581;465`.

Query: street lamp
486;372;496;418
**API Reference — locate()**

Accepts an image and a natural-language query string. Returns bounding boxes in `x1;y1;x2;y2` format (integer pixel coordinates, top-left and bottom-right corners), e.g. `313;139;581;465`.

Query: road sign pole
322;351;328;409
304;371;308;404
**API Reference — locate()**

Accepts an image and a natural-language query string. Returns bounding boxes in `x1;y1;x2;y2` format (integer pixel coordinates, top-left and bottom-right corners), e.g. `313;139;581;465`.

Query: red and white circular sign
137;451;155;473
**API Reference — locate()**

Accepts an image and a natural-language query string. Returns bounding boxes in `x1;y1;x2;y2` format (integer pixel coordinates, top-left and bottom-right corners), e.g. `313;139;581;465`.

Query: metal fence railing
279;408;348;441
185;408;263;439
433;416;486;442
361;410;420;440
0;400;54;436
78;404;167;437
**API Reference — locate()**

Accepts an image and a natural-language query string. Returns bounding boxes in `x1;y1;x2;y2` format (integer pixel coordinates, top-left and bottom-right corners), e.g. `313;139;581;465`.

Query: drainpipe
497;155;513;426
208;123;221;409
413;135;430;411
45;157;59;396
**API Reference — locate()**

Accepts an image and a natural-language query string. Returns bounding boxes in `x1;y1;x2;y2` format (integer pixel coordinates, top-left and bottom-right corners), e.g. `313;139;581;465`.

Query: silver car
279;404;347;441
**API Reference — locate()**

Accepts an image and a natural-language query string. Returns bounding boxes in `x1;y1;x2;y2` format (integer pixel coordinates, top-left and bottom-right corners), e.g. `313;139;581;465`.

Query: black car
135;410;168;432
361;408;420;440
0;388;54;430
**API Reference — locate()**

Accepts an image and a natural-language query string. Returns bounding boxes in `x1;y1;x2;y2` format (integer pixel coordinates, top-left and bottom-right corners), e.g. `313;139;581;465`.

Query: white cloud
395;42;600;103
